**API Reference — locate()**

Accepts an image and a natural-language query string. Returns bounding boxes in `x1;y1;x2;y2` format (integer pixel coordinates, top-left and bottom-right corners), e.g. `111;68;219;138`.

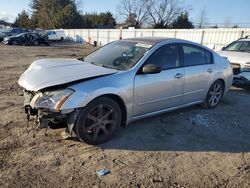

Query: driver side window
145;44;180;70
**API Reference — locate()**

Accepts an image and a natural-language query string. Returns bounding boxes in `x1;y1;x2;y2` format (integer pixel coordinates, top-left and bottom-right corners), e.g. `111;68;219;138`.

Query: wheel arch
94;94;128;127
216;78;225;93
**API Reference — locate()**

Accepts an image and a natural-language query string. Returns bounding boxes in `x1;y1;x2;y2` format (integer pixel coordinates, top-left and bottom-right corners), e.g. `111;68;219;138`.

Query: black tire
202;80;224;109
75;97;122;145
60;37;64;42
34;41;40;46
21;42;27;46
12;41;18;45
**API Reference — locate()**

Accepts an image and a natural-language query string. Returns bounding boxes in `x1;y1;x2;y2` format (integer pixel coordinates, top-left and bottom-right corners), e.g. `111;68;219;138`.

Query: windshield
84;41;152;70
223;41;250;53
2;28;11;33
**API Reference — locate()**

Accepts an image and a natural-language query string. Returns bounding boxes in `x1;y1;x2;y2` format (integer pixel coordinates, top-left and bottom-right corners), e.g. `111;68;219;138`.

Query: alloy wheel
208;82;223;107
84;104;117;142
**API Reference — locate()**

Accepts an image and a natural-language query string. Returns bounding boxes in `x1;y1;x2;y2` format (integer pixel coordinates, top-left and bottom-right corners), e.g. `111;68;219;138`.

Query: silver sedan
18;37;233;144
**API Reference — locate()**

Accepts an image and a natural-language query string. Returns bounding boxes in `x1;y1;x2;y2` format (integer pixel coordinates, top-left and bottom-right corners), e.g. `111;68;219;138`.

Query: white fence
63;28;250;50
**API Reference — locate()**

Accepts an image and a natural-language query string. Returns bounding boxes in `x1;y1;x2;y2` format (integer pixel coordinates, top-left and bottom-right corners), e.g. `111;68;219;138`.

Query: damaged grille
231;63;241;75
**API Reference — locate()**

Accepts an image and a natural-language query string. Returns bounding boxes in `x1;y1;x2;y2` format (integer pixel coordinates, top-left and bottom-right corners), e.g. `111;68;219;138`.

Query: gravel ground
0;43;249;188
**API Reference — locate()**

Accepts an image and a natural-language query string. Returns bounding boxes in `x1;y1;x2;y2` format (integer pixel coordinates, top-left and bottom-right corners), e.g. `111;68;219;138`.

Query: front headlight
242;64;250;72
34;88;75;111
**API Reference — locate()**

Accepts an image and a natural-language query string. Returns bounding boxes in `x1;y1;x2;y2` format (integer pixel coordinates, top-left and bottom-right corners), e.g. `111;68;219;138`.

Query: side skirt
128;100;204;124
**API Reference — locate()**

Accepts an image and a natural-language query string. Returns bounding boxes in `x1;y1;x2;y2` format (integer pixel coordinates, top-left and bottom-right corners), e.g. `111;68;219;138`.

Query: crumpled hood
217;51;250;64
18;58;118;91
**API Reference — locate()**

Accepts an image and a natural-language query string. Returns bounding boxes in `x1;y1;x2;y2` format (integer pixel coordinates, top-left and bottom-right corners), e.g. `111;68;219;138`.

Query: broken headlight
242;64;250;72
34;88;75;111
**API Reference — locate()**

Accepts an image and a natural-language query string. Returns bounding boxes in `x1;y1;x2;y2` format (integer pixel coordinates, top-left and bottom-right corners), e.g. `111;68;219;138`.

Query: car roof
122;37;200;46
122;37;178;45
121;37;212;51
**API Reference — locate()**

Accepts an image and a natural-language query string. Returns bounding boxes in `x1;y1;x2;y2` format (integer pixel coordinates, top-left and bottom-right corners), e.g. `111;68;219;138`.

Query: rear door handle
207;68;213;73
174;73;183;79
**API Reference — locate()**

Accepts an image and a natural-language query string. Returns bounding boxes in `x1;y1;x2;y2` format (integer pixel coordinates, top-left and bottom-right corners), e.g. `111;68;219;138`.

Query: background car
0;28;31;42
3;32;49;46
18;37;233;145
47;29;65;41
217;36;250;87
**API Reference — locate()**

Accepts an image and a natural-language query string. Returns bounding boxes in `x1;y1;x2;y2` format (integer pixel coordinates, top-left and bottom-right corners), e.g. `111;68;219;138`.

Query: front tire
75;97;122;145
203;80;224;109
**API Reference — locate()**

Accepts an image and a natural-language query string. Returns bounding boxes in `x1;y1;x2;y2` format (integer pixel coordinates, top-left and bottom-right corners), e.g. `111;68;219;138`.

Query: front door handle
174;73;183;79
207;68;213;73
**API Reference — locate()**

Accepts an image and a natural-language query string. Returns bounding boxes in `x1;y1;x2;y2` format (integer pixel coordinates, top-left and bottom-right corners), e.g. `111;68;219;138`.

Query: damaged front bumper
23;90;80;136
233;72;250;87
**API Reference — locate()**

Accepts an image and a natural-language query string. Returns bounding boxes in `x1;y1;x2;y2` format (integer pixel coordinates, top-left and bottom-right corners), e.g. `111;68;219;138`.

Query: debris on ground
61;129;72;139
190;113;215;127
69;176;74;181
96;170;111;176
152;176;163;182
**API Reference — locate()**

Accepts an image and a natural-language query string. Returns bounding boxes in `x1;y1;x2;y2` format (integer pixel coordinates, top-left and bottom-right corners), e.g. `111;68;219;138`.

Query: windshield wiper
84;61;117;70
101;64;117;69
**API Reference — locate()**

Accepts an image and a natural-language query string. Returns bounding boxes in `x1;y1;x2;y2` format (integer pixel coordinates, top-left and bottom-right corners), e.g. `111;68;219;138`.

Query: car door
134;43;184;116
181;44;215;104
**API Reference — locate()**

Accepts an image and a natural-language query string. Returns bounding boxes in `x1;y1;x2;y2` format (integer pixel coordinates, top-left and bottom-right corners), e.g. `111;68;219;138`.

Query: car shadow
99;99;250;153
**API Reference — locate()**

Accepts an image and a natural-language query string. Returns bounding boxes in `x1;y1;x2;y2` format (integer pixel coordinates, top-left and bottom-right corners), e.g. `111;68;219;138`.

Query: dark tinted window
145;44;180;70
182;45;207;66
205;50;213;64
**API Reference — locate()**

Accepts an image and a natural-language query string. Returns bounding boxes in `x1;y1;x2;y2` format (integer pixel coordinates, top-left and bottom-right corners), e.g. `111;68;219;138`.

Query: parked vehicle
18;37;233;145
217;36;250;87
3;32;49;46
47;29;65;41
0;28;30;42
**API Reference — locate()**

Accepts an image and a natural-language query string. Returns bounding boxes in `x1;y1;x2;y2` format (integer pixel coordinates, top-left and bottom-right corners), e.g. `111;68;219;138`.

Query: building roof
0;20;12;26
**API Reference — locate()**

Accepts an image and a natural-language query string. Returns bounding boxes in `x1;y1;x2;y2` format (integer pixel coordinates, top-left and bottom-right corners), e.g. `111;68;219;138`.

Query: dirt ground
0;43;249;188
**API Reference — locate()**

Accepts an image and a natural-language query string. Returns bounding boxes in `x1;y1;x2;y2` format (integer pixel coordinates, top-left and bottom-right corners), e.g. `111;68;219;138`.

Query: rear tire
34;41;40;46
202;80;224;109
75;97;122;145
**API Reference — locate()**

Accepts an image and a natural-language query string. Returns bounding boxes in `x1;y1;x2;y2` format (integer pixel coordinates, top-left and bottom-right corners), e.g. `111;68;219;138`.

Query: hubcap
208;83;222;106
84;104;116;141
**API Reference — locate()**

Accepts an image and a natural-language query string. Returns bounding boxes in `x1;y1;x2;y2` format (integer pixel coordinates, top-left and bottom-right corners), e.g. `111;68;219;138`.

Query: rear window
182;44;213;66
205;50;213;64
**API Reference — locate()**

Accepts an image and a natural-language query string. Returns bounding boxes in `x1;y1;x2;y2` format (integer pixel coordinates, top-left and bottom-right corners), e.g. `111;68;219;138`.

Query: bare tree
117;0;149;28
146;0;185;28
197;7;208;29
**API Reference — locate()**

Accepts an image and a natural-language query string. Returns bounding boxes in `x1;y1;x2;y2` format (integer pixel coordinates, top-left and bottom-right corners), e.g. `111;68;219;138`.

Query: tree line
13;0;195;29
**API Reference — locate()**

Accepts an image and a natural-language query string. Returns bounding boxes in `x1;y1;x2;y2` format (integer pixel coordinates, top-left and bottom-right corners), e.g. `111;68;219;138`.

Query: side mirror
142;64;161;74
222;47;226;50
